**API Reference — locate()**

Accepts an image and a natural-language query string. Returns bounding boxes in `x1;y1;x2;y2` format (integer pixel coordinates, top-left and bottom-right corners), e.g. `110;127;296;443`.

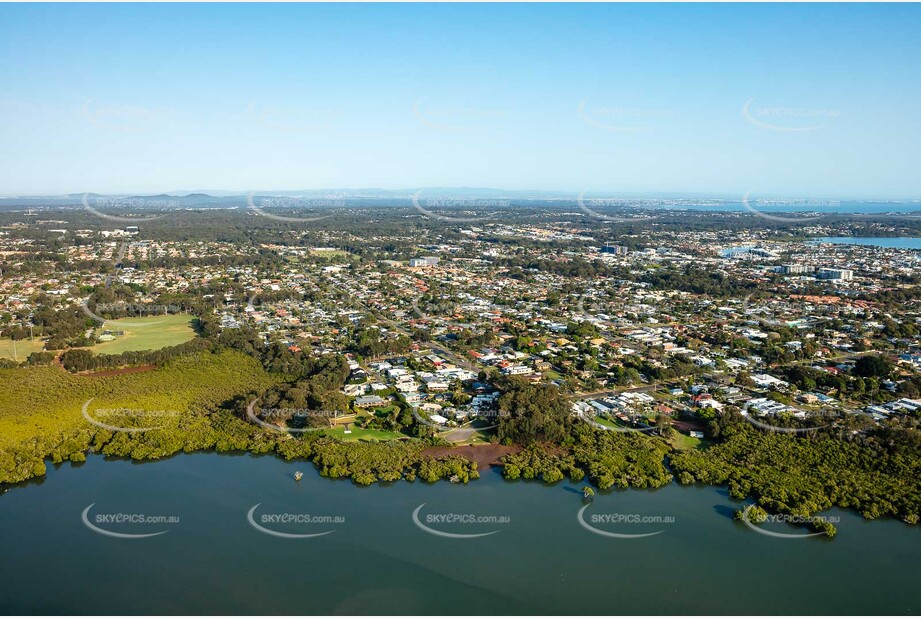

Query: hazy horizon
3;187;921;202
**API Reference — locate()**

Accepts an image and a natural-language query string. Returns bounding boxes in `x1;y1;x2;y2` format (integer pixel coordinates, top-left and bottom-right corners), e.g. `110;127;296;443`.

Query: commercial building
817;268;854;281
600;243;628;256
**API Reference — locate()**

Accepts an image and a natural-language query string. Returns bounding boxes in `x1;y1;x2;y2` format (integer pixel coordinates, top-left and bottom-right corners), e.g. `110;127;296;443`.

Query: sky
1;3;920;199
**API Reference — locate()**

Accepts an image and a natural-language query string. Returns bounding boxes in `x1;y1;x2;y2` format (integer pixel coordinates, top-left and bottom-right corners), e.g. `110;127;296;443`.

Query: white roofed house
395;379;419;393
698;398;723;410
751;373;790;390
343;383;367;397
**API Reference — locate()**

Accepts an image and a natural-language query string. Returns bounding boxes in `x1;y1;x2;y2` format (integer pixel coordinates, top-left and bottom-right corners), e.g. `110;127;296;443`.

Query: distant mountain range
0;189;917;211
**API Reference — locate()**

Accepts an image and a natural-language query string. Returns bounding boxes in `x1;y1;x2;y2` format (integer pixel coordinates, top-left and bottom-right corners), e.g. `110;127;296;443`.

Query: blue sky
1;3;920;198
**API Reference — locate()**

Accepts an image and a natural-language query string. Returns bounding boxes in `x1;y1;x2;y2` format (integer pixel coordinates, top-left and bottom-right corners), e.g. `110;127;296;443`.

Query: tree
854;354;893;379
496;380;572;445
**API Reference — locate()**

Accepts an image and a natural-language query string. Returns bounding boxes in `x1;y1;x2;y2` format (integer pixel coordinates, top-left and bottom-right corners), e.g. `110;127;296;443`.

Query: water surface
817;236;921;250
0;453;918;615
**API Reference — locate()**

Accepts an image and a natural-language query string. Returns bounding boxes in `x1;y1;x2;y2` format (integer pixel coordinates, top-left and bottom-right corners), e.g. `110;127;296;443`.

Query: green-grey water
817;236;921;250
1;453;918;615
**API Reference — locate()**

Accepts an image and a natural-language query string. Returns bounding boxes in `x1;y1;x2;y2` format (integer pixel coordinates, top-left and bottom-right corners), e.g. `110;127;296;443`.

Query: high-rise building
817;268;853;281
600;243;628;255
777;264;811;275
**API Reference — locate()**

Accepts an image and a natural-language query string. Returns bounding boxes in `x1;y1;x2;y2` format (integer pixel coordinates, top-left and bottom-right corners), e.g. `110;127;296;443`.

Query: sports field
310;248;349;258
319;425;408;442
91;315;197;354
0;338;46;362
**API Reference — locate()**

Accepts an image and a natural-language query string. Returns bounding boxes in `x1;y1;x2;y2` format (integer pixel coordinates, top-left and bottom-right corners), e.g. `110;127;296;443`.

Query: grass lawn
0;338;46;362
669;432;709;451
310;248;349;258
91;315;197;354
318;425;407;442
592;416;624;430
448;428;495;445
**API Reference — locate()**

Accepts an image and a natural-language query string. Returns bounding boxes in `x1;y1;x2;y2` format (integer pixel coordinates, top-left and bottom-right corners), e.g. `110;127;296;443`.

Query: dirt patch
672;419;706;433
422;444;520;469
79;364;156;378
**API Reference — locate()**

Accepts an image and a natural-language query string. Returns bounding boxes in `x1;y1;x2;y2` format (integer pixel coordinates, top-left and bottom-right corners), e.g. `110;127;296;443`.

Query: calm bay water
818;236;921;250
1;453;918;615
